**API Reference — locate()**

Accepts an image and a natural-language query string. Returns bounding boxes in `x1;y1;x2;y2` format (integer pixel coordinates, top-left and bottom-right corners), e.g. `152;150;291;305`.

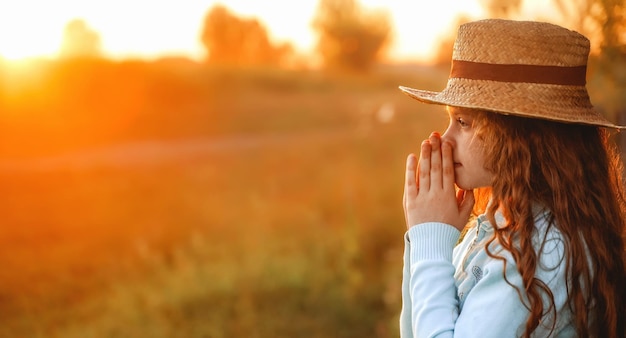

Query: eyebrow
449;107;478;119
448;110;465;119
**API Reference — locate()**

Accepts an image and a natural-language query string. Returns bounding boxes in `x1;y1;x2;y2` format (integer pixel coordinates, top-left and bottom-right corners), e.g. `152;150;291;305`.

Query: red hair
471;110;626;338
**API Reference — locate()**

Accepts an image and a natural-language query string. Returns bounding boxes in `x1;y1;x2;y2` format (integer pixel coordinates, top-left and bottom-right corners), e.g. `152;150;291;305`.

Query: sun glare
0;2;66;60
0;0;485;63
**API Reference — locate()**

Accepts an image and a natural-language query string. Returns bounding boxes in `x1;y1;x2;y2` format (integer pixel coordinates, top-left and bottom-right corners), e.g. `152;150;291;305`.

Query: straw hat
399;19;626;129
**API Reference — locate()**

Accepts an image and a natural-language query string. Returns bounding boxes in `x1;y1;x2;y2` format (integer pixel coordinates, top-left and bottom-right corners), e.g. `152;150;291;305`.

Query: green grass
0;62;449;337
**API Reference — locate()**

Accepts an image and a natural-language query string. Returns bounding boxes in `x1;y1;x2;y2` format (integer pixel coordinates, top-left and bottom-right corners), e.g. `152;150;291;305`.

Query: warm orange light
0;0;488;63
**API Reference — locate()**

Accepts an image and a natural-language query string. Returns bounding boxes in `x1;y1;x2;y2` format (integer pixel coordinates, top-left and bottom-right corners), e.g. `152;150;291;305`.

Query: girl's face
441;107;493;190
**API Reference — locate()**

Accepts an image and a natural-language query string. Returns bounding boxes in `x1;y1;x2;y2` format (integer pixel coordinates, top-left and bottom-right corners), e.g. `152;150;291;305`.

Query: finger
404;154;417;229
418;140;431;192
429;132;443;189
404;153;418;199
416;156;420;191
442;140;455;191
403;192;408;226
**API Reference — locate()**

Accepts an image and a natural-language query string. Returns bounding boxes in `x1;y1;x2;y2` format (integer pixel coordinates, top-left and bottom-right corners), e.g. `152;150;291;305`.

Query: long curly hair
471;110;626;338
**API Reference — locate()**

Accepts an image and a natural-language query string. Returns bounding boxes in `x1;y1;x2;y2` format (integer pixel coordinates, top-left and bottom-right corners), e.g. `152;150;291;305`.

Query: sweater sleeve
400;221;567;338
399;232;413;338
400;222;460;338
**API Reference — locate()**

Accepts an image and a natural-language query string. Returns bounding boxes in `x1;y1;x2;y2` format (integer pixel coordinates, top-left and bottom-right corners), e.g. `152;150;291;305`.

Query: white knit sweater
399;208;576;337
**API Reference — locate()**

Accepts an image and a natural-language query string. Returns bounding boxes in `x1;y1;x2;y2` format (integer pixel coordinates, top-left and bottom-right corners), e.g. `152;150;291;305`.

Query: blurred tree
479;0;523;18
311;0;391;72
553;0;626;131
59;19;102;59
433;15;472;67
553;0;625;52
200;5;293;67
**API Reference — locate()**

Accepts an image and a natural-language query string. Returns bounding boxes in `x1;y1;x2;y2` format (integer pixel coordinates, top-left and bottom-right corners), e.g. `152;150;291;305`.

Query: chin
455;173;492;191
454;178;470;190
455;180;482;191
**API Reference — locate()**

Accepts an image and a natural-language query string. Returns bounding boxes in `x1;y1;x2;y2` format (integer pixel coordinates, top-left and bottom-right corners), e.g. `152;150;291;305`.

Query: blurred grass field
0;61;449;337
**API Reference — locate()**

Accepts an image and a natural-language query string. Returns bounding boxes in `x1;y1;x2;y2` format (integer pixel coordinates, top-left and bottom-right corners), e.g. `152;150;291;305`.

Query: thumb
458;189;475;219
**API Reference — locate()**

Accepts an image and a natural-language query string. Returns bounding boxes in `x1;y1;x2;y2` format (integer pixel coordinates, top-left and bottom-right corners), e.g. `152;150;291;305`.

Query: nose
441;127;455;147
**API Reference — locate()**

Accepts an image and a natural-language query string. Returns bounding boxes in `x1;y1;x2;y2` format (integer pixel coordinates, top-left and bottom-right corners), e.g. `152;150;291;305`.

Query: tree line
60;0;392;72
41;0;626;76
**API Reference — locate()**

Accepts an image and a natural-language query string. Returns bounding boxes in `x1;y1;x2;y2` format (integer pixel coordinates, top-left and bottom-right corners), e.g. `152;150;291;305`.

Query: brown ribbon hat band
450;60;587;86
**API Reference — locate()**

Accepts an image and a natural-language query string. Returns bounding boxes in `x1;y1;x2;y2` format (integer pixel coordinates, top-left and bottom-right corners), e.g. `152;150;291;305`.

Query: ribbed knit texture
408;222;461;262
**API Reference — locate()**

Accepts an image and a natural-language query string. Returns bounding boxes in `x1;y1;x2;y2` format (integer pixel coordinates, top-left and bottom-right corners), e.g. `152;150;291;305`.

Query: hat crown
453;19;590;67
399;19;625;129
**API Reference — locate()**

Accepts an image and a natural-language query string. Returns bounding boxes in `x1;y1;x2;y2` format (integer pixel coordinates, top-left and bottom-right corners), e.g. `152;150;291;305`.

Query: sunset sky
0;0;554;63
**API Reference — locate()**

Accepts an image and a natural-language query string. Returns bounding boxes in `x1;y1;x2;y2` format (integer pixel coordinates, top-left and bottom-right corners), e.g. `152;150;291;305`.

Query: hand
403;132;474;231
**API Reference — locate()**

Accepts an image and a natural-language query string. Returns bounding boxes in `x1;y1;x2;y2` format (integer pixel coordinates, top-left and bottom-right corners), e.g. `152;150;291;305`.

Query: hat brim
399;82;626;129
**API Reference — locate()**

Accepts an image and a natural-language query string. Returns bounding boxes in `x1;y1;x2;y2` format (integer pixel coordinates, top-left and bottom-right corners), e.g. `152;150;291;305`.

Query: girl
399;19;626;337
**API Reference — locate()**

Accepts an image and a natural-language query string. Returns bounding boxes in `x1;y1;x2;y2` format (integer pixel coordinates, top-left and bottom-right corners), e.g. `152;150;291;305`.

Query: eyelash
457;118;468;127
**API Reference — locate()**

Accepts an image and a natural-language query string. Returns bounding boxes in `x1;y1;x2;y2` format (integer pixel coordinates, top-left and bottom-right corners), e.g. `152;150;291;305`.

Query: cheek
461;140;486;168
468;144;492;181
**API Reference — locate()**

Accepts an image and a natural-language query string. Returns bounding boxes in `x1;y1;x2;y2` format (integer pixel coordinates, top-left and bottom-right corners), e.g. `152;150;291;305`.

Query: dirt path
0;128;359;172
